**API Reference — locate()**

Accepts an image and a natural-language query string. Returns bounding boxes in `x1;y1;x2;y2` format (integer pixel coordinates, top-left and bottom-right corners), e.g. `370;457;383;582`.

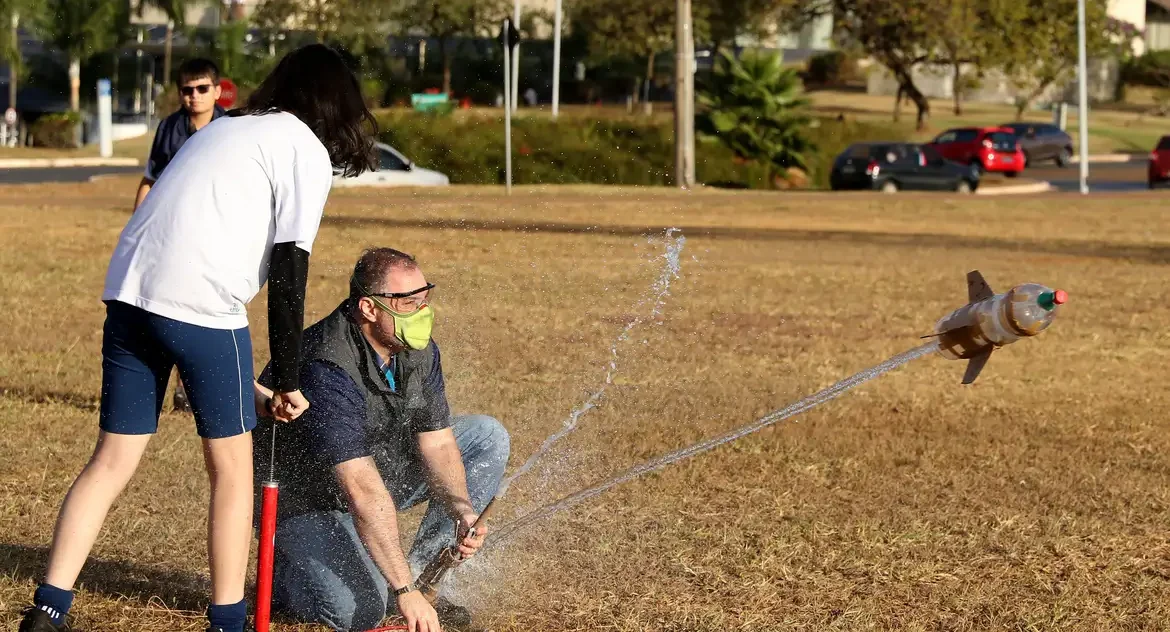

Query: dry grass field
1;180;1169;631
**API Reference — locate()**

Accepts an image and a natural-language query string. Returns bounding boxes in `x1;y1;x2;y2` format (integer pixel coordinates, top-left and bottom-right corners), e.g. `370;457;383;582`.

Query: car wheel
880;180;898;194
1022;152;1031;168
1056;147;1072;167
1005;171;1020;178
969;160;984;175
955;180;973;194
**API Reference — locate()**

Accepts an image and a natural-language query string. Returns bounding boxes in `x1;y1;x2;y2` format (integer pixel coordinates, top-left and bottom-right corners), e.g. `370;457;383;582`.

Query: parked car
996;122;1074;168
927;126;1024;177
1149;135;1170;189
829;142;980;193
332;142;450;187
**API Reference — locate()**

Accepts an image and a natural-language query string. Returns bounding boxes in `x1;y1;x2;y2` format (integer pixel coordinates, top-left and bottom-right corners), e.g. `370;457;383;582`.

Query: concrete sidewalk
0;157;140;168
976;180;1055;195
1069;153;1145;164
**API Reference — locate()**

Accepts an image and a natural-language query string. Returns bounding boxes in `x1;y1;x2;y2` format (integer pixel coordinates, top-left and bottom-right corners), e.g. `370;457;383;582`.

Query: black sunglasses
367;283;436;300
180;84;214;96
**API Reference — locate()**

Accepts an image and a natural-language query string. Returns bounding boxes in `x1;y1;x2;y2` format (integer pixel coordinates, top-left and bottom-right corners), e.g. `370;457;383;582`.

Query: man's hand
270;389;310;422
397;591;441;632
456;514;488;560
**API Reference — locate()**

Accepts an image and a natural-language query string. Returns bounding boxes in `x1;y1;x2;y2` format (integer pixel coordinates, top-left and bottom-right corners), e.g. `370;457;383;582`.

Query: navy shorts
100;300;257;439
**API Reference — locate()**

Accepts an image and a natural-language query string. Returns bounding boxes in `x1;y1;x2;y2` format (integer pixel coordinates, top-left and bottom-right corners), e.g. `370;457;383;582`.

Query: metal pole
134;28;143;114
504;19;513;195
511;1;520;113
551;0;562;119
1076;0;1089;194
8;11;17;112
674;0;695;188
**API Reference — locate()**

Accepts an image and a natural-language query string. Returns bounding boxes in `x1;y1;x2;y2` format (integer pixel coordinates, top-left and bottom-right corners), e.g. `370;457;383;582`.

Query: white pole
97;78;113;158
504;19;513;195
551;0;563;119
1076;0;1089;194
511;1;520;113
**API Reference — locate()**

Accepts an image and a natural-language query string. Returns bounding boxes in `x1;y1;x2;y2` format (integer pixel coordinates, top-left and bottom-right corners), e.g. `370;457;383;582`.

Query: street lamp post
1076;0;1090;194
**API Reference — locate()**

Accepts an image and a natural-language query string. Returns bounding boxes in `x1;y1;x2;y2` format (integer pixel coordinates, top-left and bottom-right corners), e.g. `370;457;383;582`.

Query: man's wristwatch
392;581;417;597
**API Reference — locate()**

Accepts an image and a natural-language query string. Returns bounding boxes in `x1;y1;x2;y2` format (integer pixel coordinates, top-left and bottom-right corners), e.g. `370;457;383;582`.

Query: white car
332;142;450;187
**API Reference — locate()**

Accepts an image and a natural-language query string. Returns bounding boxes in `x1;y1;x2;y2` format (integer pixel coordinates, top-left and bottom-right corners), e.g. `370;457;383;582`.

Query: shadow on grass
323;214;1170;265
0;542;209;613
0;385;99;413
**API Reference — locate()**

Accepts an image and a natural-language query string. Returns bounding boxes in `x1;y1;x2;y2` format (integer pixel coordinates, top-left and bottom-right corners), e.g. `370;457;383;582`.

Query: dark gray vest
300;303;439;486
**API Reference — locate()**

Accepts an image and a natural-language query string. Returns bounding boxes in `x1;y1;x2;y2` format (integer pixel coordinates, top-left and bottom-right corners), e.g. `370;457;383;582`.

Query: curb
1069;153;1143;164
976;181;1055;195
0;157;140;168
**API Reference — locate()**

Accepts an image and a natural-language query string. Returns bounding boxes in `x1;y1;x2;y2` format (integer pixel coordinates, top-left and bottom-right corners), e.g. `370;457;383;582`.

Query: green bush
375;112;904;190
29;112;82;148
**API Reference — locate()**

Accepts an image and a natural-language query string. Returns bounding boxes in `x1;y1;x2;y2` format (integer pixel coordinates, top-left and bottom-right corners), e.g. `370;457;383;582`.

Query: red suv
1149;135;1170;189
928;127;1025;177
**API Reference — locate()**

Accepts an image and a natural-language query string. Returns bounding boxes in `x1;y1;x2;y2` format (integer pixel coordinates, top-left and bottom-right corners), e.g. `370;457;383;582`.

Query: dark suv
997;122;1074;168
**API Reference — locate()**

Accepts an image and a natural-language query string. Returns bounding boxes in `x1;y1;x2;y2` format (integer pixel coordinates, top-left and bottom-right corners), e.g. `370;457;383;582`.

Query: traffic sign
4;108;16;126
218;78;238;108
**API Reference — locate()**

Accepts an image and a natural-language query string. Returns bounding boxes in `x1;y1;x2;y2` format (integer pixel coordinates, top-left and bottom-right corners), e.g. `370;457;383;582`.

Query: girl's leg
43;431;153;589
202;433;254;605
176;323;258;631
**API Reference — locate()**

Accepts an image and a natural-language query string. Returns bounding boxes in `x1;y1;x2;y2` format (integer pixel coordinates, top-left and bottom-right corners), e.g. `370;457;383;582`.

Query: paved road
0;165;142;184
1021;162;1148;193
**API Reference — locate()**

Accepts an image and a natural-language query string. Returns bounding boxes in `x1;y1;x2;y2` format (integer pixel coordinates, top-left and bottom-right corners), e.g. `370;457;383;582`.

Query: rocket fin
961;348;992;385
967;270;994;303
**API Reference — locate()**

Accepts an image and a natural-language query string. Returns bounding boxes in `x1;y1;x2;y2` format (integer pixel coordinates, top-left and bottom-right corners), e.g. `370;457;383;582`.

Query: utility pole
1076;0;1089;194
511;1;520;113
551;0;563;119
674;0;695;188
8;11;17;112
134;27;143;113
164;19;174;84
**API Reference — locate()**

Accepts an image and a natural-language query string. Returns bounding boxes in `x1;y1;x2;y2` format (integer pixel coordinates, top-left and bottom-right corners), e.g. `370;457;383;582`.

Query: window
1157;136;1170;151
920;145;945;166
934;132;957;144
954;129;979;142
985;132;1017;151
379;149;410;171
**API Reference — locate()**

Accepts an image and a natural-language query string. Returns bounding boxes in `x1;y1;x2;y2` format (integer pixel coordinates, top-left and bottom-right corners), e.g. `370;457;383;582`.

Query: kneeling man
254;247;510;631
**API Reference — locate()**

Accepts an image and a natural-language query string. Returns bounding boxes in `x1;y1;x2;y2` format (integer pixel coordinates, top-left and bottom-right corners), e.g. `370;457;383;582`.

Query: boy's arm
133;178;153;211
134;117;170;212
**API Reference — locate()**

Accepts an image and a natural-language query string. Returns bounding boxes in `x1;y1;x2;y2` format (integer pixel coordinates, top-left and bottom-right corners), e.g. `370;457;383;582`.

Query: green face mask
366;295;434;350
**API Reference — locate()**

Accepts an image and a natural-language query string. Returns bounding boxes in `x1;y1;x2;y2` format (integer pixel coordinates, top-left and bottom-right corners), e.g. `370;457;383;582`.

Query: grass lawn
1;181;1169;630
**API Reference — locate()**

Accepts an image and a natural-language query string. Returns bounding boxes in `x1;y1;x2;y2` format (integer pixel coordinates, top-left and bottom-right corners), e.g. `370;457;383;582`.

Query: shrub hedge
376;112;906;190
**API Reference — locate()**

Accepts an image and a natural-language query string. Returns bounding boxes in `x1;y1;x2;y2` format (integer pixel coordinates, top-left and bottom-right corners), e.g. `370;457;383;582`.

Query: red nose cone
1053;289;1068;305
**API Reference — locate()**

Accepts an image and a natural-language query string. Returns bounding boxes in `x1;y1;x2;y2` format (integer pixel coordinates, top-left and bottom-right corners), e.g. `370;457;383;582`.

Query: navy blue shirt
144;104;227;181
254;342;451;520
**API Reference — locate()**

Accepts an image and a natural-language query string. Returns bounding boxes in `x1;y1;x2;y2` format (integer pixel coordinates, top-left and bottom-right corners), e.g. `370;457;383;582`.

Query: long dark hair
236;44;377;177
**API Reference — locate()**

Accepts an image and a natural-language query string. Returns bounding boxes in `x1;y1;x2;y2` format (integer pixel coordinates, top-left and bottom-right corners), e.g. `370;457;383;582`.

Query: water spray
496;228;686;498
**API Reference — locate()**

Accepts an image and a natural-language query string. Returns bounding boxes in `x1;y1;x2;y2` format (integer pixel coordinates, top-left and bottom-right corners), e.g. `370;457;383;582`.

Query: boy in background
134;57;227;412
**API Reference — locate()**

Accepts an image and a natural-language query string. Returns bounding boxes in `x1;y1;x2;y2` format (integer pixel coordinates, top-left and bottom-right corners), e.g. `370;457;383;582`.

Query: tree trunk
68;56;80;112
163;21;173;84
893;67;930;131
1016;77;1057;120
643;53;654;116
893;84;903;122
440;35;452;95
952;62;963;115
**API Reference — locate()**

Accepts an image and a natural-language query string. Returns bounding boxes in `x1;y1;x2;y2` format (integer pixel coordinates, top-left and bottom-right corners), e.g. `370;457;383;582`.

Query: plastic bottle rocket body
930;271;1067;384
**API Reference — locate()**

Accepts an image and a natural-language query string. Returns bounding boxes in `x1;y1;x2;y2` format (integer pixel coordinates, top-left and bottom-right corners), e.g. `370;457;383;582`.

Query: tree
829;0;946;130
933;0;982;115
571;0;709;112
698;0;800;53
696;49;814;186
992;0;1130;119
135;1;207;84
38;0;119;111
0;0;44;111
391;0;508;96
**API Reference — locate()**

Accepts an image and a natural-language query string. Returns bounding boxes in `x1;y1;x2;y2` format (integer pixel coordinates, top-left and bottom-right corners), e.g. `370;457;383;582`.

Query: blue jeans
272;414;510;631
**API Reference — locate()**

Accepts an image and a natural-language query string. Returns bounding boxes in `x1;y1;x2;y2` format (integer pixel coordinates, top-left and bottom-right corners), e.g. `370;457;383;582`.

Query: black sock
32;583;73;626
207;599;247;632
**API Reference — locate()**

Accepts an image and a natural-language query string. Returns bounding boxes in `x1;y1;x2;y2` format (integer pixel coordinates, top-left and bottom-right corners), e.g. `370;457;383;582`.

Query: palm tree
696;49;815;187
39;0;118;111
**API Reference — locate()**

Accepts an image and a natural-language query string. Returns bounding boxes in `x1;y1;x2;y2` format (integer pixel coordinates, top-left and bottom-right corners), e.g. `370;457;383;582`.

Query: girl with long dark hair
19;44;376;632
